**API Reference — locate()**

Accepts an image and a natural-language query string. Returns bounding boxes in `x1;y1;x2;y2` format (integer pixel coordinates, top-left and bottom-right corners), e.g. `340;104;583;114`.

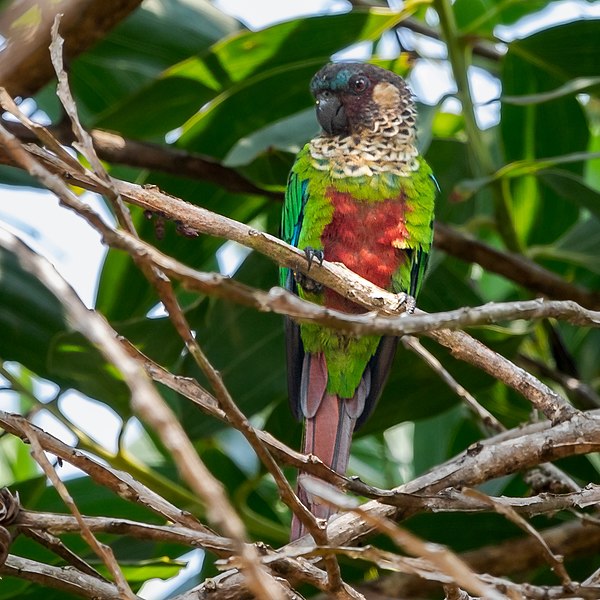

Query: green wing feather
279;147;311;289
281;144;437;411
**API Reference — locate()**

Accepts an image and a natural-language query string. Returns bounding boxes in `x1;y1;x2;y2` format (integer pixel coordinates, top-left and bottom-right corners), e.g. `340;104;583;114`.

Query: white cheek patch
372;82;400;108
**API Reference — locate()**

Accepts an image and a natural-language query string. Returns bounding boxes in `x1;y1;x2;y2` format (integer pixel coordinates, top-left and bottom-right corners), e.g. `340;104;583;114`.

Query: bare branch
15;510;234;555
305;411;600;547
50;31;324;595
461;488;571;585
0;237;284;600
427;327;577;424
434;222;600;310
402;335;505;434
0;554;127;600
301;478;503;600
4;117;598;312
1;119;278;198
22;421;136;597
0;410;206;529
518;354;600;410
0;112;288;599
367;520;600;599
19;528;107;581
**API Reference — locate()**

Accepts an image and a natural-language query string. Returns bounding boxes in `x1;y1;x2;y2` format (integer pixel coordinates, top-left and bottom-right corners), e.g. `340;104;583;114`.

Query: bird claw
294;247;324;292
405;295;416;315
303;247;324;271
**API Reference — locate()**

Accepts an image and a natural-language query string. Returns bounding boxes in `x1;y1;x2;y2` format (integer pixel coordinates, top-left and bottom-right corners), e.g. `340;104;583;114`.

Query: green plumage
280;145;436;398
284;61;437;540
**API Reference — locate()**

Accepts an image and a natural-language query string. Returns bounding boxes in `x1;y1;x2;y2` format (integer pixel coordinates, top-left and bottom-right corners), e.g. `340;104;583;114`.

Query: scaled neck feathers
309;112;419;179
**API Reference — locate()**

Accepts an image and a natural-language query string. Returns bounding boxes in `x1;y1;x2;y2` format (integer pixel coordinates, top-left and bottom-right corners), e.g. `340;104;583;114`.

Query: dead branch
402;335;505;434
0;553;130;599
1;120;278;198
0;228;285;600
434;223;600;310
3;118;599;312
367;520;600;599
22;421;136;599
0;410;206;530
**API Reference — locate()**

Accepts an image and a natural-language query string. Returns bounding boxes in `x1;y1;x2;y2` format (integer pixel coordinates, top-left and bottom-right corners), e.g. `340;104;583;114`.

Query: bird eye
351;76;369;93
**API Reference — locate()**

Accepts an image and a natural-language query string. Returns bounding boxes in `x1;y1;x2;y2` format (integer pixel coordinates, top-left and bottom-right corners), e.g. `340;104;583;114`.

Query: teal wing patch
280;170;309;289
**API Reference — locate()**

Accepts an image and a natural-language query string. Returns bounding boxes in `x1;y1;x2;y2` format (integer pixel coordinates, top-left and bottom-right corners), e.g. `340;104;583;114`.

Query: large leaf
538;169;600;221
454;0;551;36
500;20;598;245
0;243;67;375
35;0;239;125
96;11;406;142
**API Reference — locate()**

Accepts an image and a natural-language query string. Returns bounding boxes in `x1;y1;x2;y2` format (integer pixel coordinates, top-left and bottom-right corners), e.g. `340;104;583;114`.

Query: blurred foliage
0;0;599;596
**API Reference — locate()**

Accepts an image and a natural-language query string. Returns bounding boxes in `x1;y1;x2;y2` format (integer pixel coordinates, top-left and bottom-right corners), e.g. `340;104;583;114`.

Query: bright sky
1;1;599;597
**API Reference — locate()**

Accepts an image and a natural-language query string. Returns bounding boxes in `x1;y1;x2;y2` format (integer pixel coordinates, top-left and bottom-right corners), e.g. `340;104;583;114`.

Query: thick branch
3;114;598;311
0;0;143;97
435;223;600;310
2;120;277;198
0;554;126;600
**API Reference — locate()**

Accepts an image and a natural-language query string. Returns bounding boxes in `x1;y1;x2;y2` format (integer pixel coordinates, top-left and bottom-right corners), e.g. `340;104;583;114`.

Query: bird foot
303;247;324;270
405;294;416;315
294;247;324;292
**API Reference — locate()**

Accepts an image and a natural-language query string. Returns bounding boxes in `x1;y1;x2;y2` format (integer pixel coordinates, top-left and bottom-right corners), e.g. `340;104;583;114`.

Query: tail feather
291;353;369;540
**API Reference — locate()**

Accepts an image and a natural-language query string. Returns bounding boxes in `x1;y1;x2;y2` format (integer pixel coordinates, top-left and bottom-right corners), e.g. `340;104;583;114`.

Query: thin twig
19;528;107;581
518;354;600;410
22;420;137;599
461;488;571;585
0;554;124;600
15;510;234;554
402;335;505;434
47;23;327;595
0;230;285;600
0;411;207;530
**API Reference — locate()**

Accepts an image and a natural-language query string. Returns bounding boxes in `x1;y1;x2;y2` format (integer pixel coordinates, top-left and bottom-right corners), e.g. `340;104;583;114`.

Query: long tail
291;353;366;540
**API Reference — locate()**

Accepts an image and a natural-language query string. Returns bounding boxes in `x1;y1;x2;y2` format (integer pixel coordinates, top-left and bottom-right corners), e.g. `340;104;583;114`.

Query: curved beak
315;93;347;135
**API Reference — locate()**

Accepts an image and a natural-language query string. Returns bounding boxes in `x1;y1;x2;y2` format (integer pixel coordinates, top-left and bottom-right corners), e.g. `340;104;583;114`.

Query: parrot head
310;62;415;138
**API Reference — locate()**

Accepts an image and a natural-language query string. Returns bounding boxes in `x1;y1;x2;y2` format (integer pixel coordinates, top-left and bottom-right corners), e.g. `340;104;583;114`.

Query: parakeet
280;62;436;540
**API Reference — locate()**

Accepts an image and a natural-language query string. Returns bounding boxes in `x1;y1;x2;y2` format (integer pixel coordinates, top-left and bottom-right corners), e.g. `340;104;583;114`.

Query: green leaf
455;0;551;35
52;0;239;124
96;10;405;143
224;108;317;167
552;216;600;275
537;169;600;220
0;243;67;377
48;331;131;415
501;20;598;244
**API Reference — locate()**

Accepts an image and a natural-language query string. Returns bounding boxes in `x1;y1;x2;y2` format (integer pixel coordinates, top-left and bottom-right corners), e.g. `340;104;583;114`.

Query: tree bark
0;0;143;96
